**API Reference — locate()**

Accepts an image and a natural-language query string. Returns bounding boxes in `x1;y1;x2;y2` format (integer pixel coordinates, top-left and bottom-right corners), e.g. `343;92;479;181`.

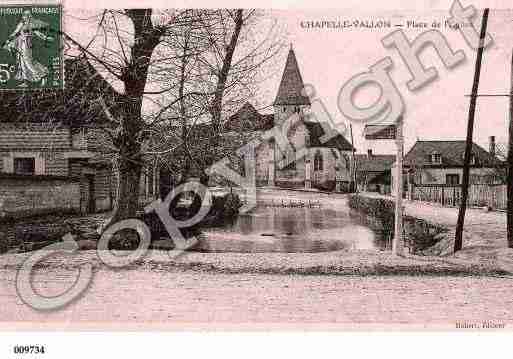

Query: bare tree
61;9;283;224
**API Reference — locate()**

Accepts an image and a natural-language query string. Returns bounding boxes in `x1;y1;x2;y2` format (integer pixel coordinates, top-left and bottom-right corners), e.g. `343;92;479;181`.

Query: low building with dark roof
355;150;396;194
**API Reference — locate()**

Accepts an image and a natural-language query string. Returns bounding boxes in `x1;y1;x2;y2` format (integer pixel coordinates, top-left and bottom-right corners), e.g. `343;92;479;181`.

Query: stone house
391;138;504;189
0;58;121;216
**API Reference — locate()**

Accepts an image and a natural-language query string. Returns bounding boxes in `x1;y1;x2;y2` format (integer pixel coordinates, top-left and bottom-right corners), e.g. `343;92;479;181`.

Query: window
14;158;35;175
283;149;296;170
148;168;154;196
446;174;460;185
470;174;482;184
240;155;246;177
314;150;323;171
430;152;442;164
460;152;476;165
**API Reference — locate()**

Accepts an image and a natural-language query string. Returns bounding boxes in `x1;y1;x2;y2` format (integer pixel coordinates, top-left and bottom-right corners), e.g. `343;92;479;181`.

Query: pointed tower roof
274;46;311;106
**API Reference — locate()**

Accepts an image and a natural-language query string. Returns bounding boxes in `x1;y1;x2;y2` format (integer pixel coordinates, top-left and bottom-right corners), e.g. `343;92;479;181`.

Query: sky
257;8;513;155
62;6;513;156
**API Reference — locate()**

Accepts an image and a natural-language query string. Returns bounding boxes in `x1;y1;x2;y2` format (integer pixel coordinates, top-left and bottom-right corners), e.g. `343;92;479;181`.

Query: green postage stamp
0;5;63;90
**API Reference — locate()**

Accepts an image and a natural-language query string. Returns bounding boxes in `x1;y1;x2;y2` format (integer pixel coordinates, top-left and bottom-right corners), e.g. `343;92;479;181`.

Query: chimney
367;149;373;158
489;136;496;157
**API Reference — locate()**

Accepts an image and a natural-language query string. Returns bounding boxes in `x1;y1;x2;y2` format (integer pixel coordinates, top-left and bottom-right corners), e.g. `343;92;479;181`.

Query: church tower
267;45;311;188
273;45;311;125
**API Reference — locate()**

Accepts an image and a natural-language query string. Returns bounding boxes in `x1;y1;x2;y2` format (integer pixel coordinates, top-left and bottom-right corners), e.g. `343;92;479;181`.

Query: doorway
86;174;96;213
446;174;460;185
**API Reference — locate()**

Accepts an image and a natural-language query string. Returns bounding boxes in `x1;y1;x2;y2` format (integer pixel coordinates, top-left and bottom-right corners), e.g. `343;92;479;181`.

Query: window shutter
35;155;46;175
3;156;13;173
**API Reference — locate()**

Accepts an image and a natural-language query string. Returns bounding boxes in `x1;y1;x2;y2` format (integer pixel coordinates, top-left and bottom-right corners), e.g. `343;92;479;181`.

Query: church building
226;46;356;191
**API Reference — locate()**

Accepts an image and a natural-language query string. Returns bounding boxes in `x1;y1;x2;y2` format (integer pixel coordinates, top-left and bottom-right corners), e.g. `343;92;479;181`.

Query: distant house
391;137;504;189
225;102;275;132
355;150;395;194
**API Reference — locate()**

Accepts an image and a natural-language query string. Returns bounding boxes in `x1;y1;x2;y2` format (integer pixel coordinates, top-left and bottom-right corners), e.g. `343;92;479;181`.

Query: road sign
364;124;397;140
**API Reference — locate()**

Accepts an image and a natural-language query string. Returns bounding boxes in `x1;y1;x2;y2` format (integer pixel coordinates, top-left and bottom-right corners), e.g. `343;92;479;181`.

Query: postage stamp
0;4;62;90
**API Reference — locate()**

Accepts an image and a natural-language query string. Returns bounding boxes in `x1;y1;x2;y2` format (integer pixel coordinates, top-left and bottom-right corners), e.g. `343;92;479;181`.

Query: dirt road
1;268;512;328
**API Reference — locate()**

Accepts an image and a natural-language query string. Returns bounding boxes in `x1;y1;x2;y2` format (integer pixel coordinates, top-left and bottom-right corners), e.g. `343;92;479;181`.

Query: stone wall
348;194;447;254
0;174;81;219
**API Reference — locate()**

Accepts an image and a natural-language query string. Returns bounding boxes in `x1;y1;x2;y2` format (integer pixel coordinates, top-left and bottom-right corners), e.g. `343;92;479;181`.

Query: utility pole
455;8;490;252
350;123;357;192
393;116;404;256
508;50;513;248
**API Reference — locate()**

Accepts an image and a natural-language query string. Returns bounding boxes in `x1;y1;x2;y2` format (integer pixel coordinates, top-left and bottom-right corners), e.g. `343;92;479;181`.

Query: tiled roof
404;140;499;167
304;121;354;151
273;47;311;106
0;127;70;150
224;102;274;132
355;154;396;173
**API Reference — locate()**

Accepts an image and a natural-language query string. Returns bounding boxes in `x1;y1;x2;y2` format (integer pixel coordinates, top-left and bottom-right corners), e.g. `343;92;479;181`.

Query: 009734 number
13;345;46;355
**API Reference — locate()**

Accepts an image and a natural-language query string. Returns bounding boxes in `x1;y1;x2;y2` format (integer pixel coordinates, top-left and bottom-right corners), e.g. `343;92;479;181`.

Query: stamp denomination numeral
0;63;11;83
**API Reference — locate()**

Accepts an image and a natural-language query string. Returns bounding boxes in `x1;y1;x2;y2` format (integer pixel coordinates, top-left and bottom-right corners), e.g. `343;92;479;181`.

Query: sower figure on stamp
3;9;53;87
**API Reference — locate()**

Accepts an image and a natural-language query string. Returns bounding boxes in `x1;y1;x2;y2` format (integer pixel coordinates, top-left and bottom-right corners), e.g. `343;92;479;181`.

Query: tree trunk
507;50;513;248
203;10;244;185
111;147;142;223
109;99;144;224
209;10;244;135
454;8;489;252
179;32;191;186
105;9;161;226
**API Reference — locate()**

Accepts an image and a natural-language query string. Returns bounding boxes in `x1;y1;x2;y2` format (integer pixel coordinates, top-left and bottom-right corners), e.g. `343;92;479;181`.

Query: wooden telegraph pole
393;116;404;256
508;51;513;248
350;123;357;192
455;8;490;253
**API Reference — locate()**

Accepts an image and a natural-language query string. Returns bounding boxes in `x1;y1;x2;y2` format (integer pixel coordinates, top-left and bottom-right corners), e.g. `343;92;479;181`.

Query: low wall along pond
348;194;448;254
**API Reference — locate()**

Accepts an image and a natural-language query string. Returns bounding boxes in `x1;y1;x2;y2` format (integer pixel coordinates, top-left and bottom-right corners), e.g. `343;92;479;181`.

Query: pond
198;197;391;253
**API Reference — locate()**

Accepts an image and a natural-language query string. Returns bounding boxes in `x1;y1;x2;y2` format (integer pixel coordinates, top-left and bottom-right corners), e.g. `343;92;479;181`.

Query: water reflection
199;201;388;253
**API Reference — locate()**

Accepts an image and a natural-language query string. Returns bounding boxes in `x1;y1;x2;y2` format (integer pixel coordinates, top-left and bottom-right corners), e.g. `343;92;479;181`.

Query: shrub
403;217;448;254
348;195;394;231
349;194;445;254
314;180;336;192
107;228;142;250
141;192;242;242
203;192;242;227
